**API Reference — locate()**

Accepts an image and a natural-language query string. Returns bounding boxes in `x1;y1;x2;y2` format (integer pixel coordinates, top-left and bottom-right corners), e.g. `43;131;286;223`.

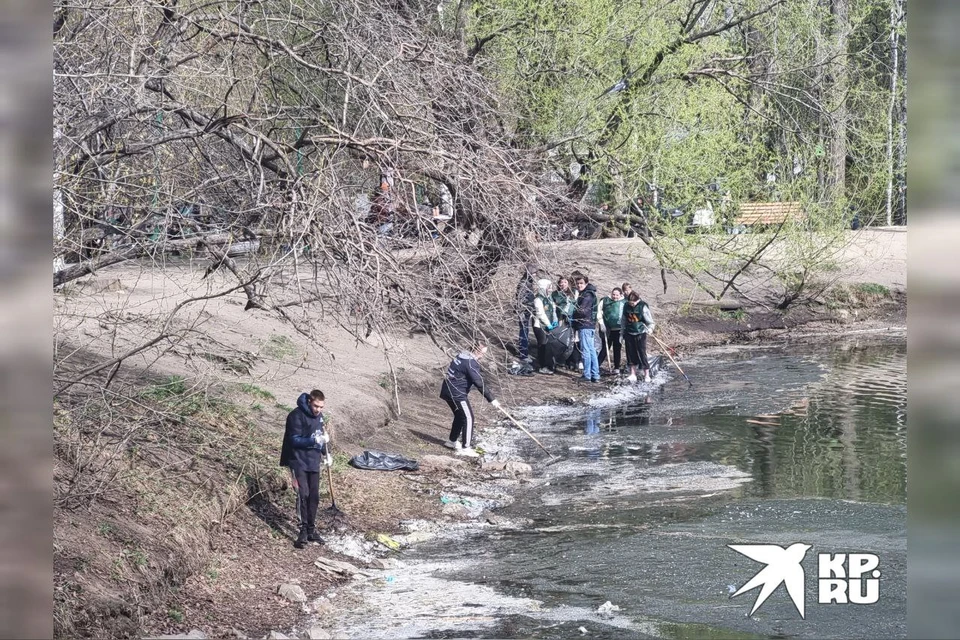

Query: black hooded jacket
439;351;495;403
573;283;598;330
279;392;327;472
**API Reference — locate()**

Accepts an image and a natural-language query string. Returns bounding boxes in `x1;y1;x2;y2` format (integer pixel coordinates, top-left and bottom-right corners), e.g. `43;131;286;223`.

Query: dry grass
53;378;290;639
53;370;454;639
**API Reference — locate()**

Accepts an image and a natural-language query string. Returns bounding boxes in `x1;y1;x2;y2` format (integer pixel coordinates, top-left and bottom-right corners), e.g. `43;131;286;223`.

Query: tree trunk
827;0;849;207
885;0;903;226
896;2;907;225
54;128;65;272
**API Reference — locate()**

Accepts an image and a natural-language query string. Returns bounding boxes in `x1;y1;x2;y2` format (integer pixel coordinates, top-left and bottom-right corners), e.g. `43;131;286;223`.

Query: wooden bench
735;201;806;227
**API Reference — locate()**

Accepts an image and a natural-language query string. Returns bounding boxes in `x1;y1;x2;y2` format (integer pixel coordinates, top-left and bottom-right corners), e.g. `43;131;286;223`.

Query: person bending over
439;341;500;457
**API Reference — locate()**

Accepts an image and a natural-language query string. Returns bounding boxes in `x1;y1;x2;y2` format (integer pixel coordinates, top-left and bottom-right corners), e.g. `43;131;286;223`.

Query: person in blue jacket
279;389;331;549
439;341;500;457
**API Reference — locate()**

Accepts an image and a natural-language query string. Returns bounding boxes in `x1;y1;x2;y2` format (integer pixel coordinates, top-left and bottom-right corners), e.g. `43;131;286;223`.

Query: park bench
734;201;806;227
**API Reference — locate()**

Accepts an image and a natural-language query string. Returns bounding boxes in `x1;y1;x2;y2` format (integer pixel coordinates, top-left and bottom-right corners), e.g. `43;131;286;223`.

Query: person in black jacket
439;341;500;458
573;275;601;382
279;389;331;549
515;263;537;362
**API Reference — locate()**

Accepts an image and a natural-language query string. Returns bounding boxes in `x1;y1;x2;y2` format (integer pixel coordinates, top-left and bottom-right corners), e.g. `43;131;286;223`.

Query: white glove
313;431;329;445
491;399;501;408
324;452;333;467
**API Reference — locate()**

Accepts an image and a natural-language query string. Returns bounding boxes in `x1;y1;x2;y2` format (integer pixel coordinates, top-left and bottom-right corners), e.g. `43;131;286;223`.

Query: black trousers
565;325;581;368
292;468;320;531
444;396;475;447
598;329;622;369
624;333;649;370
533;327;555;371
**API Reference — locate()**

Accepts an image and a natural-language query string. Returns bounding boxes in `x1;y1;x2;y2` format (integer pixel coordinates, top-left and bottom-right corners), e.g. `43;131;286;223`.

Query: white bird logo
728;543;812;618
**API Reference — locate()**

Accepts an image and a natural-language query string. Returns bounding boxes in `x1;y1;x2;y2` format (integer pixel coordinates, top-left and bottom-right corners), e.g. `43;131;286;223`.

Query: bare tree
53;0;580;396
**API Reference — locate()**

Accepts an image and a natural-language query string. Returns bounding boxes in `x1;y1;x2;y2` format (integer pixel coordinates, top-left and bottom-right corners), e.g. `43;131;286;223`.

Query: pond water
328;337;906;639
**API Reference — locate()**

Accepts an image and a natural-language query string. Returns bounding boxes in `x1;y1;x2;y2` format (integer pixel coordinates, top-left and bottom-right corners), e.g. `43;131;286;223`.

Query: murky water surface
331;337;906;639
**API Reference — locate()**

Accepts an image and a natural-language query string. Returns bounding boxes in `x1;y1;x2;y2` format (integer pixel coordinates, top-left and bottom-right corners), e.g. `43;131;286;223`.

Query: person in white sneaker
621;291;656;383
438;340;500;456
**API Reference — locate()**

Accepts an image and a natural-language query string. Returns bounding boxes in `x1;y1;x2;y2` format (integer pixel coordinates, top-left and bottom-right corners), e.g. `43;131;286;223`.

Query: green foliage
141;376;188;400
167;608;184;623
239;383;275;401
203;564;220;581
262;335;297;360
853;282;891;297
725;309;748;322
331;452;351;474
468;0;903;227
827;281;892;308
124;548;148;569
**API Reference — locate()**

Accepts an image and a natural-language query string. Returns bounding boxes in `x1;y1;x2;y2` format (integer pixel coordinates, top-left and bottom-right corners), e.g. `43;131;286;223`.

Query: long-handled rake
494;403;557;461
649;332;692;386
323;446;346;521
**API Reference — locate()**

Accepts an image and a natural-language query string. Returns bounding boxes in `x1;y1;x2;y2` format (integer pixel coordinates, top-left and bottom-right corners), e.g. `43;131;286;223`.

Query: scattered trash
385;575;396;583
322;532;375;562
727;584;737;594
314;557;375;577
349;450;419;471
376;533;401;550
507;361;536;376
440;495;474;507
578;627;589;635
393;529;435;545
368;557;397;570
596;601;620;618
441;502;470;518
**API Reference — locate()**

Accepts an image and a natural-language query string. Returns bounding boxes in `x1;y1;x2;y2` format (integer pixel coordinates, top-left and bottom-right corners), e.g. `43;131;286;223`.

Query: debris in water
727;584;737;594
596;601;620;617
578;626;589;634
377;533;401;550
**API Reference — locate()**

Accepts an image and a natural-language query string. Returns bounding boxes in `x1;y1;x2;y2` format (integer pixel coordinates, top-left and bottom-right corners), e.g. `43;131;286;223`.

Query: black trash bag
349;450;419;471
544;325;574;364
649;355;663;375
507;362;536;376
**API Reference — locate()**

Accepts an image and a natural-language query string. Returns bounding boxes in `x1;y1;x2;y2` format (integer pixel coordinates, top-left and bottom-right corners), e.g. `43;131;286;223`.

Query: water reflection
584;408;600;435
330;339;907;640
554;339;906;504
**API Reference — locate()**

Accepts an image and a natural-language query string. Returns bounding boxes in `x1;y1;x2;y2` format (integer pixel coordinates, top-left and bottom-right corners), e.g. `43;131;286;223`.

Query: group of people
517;266;657;385
278;268;658;548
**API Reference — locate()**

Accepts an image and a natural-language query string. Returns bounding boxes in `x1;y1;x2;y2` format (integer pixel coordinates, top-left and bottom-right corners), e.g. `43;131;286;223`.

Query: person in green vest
532;279;559;374
551;276;579;371
621;290;656;383
597;287;625;374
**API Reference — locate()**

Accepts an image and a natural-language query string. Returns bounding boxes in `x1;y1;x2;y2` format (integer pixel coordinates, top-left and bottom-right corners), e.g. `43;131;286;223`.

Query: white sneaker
644;373;652;383
444;440;462;450
627;374;637;383
455;448;479;458
538;367;554;375
613;369;620;375
578;362;584;371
